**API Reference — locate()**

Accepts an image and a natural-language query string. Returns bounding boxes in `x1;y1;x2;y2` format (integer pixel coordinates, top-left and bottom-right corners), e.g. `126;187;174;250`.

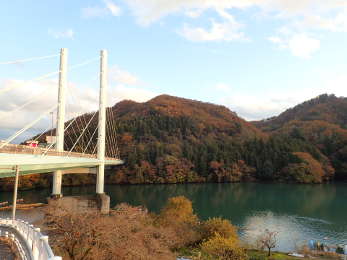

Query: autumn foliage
201;233;247;260
9;93;347;193
45;196;244;260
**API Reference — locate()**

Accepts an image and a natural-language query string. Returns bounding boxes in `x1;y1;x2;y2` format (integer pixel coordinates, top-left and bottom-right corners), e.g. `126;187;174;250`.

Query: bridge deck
0;144;123;178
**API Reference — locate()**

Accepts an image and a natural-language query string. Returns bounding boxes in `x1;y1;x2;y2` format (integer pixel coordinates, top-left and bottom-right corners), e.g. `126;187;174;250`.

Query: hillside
254;94;347;180
107;95;265;184
1;94;344;191
254;94;347;131
58;94;338;184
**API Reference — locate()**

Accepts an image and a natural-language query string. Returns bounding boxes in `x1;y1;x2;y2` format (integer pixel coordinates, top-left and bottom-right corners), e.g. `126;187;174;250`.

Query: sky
1;0;347;141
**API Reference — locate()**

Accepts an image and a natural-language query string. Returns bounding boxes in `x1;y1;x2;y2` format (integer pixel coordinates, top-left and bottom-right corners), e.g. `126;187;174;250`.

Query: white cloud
180;9;246;42
121;0;346;51
0;79;99;142
288;34;320;59
82;0;121;18
104;0;121;16
122;0;346;26
48;29;74;39
82;6;108;18
214;83;232;92
185;9;204;18
300;10;347;32
268;32;320;59
109;66;139;85
0;67;155;141
108;85;157;106
219;72;347;120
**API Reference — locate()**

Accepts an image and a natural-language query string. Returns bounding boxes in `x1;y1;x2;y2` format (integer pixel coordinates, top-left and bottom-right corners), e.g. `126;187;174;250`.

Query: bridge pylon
97;49;107;195
52;48;67;197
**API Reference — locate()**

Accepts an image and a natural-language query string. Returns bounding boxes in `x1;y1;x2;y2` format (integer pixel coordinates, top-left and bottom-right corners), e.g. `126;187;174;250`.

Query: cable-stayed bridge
0;48;123;196
0;144;122;177
0;48;124;259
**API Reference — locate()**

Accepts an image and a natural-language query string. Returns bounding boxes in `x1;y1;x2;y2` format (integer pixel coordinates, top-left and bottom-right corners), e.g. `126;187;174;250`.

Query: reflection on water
241;211;347;252
0;183;346;251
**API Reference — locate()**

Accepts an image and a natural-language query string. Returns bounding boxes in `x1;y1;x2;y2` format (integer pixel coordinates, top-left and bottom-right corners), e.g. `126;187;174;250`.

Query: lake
1;182;346;252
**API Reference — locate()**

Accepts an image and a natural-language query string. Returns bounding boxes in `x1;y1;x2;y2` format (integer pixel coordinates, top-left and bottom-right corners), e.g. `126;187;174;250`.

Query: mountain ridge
2;92;346;191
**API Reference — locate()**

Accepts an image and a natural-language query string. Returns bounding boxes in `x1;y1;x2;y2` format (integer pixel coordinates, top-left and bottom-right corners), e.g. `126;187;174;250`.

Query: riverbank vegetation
43;196;341;260
45;196;247;260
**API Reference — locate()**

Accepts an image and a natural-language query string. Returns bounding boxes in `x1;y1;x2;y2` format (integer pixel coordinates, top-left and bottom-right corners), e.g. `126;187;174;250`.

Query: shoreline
1;178;347;193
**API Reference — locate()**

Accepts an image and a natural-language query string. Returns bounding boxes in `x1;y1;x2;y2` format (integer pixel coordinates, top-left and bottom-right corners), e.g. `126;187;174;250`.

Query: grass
247;250;307;260
176;248;340;260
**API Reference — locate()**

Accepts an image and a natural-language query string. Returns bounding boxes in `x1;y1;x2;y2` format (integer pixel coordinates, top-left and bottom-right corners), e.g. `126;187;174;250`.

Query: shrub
201;217;238;241
158;196;201;248
159;196;198;225
201;233;247;260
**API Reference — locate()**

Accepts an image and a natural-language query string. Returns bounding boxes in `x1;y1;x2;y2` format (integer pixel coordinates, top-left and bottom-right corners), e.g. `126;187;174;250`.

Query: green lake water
1;183;346;252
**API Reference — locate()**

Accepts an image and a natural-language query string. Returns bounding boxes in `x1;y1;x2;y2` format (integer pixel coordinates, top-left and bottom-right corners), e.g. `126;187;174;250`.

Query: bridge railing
0;226;28;259
0;143;118;161
0;218;61;260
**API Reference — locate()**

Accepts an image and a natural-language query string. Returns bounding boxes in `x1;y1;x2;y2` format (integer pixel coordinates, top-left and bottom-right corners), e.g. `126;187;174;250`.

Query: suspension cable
0;71;59;95
105;109;115;158
0;57;98;96
0;54;59;65
0;104;57;149
0;86;53;120
110;109;118;158
83;126;98;154
109;106;119;158
67;111;97;156
66;86;96;153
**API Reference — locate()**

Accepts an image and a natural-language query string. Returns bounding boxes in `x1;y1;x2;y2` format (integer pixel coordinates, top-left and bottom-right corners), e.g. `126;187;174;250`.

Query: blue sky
1;0;347;140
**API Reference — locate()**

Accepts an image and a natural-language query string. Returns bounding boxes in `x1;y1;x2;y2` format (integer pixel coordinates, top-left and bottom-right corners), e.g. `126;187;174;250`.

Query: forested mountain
76;94;341;185
254;94;347;180
2;94;346;191
108;95;265;184
254;94;347;131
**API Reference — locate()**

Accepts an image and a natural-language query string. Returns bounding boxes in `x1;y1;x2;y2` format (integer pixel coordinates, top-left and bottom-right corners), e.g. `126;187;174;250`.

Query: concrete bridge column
52;48;68;197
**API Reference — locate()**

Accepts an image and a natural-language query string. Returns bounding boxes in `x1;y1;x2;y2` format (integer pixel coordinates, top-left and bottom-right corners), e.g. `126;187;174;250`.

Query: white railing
0;229;27;259
0;218;61;260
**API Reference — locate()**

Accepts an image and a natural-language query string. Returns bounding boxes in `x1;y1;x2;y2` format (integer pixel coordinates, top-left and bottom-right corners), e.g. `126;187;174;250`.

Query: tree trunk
268;248;271;256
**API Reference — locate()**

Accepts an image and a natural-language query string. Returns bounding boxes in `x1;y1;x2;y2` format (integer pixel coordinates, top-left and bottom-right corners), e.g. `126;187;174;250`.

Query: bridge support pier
52;170;63;198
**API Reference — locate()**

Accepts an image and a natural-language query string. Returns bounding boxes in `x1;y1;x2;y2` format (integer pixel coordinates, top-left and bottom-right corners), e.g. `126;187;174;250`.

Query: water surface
1;183;346;251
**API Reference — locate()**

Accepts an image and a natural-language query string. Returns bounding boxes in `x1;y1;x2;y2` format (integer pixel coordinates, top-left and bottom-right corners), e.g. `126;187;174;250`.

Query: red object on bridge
25;140;38;147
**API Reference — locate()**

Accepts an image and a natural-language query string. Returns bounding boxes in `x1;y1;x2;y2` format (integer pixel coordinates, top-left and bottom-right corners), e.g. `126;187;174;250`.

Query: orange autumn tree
280;152;326;183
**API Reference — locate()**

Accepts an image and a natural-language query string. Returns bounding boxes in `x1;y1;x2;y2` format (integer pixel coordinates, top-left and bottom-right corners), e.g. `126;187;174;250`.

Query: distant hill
2;94;346;191
253;94;347;180
254;94;347;131
115;95;263;138
57;94;339;184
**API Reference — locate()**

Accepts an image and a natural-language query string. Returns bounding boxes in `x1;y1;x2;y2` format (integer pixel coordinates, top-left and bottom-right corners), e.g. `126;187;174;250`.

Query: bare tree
44;201;114;260
44;200;177;260
257;229;278;256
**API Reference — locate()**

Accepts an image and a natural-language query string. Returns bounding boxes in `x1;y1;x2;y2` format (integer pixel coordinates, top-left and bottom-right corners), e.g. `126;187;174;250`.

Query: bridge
0;144;122;177
0;49;123;259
